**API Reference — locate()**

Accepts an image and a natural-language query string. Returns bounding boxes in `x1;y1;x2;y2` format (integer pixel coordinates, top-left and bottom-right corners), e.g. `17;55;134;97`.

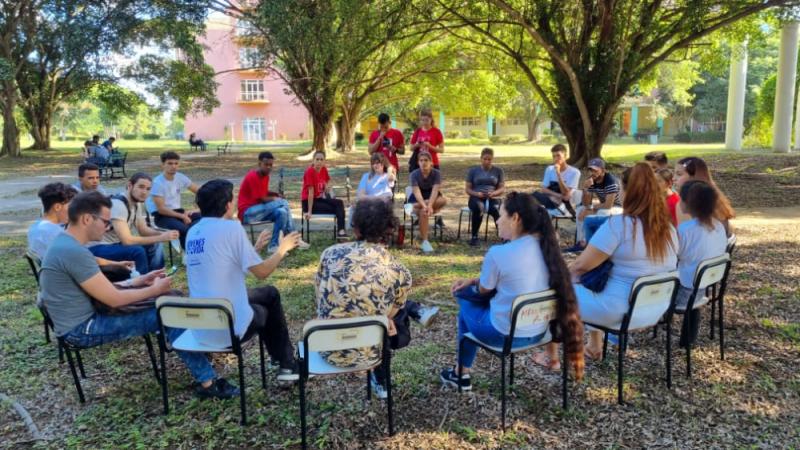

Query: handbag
580;259;614;293
454;284;497;306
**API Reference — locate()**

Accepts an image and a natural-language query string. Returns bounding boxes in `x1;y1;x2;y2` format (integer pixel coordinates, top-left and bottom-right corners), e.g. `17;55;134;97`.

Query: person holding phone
368;113;405;177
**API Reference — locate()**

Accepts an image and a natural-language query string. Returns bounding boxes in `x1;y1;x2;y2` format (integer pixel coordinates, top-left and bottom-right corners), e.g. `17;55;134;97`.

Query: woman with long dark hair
440;192;584;389
570;163;678;359
674;156;735;232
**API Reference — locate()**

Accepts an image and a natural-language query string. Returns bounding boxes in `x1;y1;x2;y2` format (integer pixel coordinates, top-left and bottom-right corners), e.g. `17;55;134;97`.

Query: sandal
583;347;603;361
532;349;561;371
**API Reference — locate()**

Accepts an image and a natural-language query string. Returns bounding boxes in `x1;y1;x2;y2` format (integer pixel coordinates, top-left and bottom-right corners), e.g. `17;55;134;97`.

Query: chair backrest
24;250;42;286
626;271;679;331
726;234;737;255
156;296;234;331
507;289;558;350
302;315;389;353
278;167;306;197
693;253;731;291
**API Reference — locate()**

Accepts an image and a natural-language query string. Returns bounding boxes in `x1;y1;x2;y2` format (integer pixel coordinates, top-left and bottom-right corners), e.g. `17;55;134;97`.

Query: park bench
217;142;231;156
189;142;206;152
88;152;128;180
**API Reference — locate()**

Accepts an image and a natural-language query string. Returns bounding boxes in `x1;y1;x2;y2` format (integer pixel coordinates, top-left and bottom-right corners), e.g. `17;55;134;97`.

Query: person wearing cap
564;157;622;253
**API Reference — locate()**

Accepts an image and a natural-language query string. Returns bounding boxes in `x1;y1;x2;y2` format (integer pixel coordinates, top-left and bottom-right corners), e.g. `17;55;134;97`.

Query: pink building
184;16;310;142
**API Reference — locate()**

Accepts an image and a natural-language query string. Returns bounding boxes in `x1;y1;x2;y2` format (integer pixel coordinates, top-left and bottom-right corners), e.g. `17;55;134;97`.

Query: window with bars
451;117;481;126
240;80;266;101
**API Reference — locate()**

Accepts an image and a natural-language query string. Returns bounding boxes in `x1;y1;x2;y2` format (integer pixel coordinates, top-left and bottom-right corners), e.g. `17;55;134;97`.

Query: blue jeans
90;243;149;273
242;199;297;248
63;308;215;383
456;298;545;368
584;215;611;244
153;211;200;249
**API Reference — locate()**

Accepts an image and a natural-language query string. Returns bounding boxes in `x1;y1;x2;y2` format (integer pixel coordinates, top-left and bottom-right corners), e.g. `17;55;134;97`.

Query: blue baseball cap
587;158;606;170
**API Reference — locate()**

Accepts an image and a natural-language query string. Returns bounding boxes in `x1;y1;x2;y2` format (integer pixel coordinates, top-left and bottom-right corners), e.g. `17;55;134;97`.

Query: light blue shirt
677;218;728;288
589;215;678;285
357;172;393;198
479;235;550;337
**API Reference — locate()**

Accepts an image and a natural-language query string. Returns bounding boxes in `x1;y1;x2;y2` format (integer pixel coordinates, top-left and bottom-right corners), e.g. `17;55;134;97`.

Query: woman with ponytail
570;163;678;359
674;156;735;233
440;192;584;390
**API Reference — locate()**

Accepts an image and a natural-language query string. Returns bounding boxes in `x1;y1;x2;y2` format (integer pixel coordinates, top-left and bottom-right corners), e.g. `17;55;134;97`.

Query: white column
772;22;799;153
725;42;748;151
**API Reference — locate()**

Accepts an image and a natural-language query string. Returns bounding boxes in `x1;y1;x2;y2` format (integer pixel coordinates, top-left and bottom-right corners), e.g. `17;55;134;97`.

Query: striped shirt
588;172;621;206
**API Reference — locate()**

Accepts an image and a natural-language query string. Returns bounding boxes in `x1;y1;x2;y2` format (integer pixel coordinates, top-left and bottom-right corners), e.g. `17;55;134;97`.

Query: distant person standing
146;151;200;248
368;113;405;176
408;108;444;173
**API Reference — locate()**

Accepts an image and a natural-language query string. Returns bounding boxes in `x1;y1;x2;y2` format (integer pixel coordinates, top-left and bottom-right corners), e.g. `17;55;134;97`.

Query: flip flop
532;349;561;372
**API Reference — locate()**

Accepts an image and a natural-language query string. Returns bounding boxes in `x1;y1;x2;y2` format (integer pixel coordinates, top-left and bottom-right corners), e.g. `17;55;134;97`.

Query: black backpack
109;193;151;226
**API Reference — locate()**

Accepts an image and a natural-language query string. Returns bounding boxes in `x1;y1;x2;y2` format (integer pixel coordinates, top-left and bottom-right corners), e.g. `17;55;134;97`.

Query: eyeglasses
92;214;112;229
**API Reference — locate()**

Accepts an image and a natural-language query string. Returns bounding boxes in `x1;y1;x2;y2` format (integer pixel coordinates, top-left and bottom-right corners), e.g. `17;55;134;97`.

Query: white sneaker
369;372;388;400
297;239;311;250
420;240;434;253
416;306;440;328
404;203;414;216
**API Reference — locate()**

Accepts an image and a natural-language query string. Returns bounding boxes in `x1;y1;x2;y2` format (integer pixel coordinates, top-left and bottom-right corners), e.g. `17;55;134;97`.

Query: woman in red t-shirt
655;167;680;226
302;151;347;238
409;108;444;173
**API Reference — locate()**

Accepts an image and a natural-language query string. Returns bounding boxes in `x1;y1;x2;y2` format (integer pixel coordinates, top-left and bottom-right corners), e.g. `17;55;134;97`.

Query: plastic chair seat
171;331;233;353
462;332;550;354
297;342;381;375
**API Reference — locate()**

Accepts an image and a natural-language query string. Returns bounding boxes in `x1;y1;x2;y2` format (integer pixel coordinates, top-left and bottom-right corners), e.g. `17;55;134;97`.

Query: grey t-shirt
40;233;100;336
465;165;504;194
409;168;442;193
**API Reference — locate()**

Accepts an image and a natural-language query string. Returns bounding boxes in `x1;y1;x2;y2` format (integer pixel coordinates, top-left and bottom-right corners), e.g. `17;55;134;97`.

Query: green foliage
141;133;161;140
470;129;488;139
446;130;462;139
673;131;725;143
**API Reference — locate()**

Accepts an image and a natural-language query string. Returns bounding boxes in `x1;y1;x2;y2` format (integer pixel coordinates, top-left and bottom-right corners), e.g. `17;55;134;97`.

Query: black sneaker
469;236;479;247
195;378;240;399
440;367;471;391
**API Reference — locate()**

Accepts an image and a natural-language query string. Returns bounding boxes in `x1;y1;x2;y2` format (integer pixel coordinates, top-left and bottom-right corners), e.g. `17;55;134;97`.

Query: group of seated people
30;126;734;407
83;135;119;165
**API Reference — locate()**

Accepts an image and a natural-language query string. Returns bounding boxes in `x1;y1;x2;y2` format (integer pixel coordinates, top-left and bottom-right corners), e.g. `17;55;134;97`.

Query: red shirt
237;169;271;220
368;128;404;171
302;166;330;201
410;126;444;166
666;191;680;226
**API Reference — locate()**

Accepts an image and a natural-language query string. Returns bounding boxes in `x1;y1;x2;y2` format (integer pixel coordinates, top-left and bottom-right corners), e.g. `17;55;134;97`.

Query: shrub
122;133;138;140
445;130;461;139
470;129;488;139
489;135;503;144
58;135;77;141
141;133;161;140
673;131;724;143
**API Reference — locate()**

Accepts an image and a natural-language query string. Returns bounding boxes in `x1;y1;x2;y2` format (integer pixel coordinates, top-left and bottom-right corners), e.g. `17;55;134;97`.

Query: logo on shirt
186;238;205;255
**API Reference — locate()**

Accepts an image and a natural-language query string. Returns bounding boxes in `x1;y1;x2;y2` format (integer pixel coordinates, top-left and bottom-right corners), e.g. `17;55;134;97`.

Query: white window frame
242;117;266;142
240;79;266;101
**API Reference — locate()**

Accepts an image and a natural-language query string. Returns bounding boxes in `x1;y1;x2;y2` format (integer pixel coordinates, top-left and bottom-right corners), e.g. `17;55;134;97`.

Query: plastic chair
155;296;267;425
298;316;392;449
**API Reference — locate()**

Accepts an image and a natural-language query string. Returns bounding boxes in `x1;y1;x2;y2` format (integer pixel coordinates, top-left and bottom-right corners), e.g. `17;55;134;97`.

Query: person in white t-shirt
569;163;677;360
185;179;301;381
675;180;728;348
28;183;77;260
440;192;585;391
146;151;200;248
88;173;179;273
533;144;580;215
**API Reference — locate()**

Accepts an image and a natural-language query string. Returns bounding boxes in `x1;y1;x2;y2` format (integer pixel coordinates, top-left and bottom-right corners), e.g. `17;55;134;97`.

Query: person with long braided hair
440;192;584;390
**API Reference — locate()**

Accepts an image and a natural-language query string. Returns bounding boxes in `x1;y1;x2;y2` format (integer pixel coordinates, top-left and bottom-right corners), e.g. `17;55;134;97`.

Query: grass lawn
1;141;799;448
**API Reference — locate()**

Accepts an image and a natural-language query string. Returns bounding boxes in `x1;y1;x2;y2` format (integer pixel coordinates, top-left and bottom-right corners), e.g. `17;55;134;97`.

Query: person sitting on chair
315;198;439;398
188;132;207;151
101;136;117;153
440;192;584;390
85;140;110;166
72;163;107;195
464;147;505;246
569;163;677;360
674;156;735;234
563;158;622;253
408;150;447;254
186;179;302;381
238;151;309;254
302;151;348;240
533;144;581;216
39;191;239;399
145;151;201;248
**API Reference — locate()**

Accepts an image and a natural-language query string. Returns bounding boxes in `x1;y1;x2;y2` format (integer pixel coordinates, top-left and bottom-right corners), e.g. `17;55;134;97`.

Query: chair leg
602;332;609;360
259;336;267;389
561;342;568;410
237;352;247;425
299;366;308;450
509;353;515;386
457;210;463;240
44;319;51;344
617;335;625;405
143;335;161;384
366;370;372;401
58;341;64;363
484;211;489;242
666;319;673;389
686;340;692;378
63;346;85;403
167;242;174;267
500;356;507;431
709;299;717;340
249;225;256;246
719;297;725;360
457;339;465;393
158;338;169;415
76;349;87;378
385;355;394;436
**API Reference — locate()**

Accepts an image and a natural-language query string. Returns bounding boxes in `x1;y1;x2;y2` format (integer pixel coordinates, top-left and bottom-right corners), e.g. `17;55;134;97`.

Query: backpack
109;193;150;227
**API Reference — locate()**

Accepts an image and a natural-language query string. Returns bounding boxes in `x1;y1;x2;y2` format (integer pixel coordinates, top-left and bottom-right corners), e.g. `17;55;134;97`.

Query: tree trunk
559;114;611;168
311;114;333;152
524;102;543;142
28;115;51;150
0;83;21;157
335;100;361;152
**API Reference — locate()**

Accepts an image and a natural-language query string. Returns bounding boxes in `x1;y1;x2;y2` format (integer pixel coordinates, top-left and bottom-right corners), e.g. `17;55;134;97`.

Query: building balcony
237;92;270;103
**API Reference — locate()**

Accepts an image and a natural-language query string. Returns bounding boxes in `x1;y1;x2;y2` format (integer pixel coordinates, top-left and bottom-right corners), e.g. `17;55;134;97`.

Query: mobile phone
165;265;178;277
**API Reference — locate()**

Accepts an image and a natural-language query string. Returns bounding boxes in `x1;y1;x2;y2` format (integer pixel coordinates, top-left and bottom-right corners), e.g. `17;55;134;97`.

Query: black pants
468;197;500;238
679;309;701;349
302;198;346;231
153;209;201;249
373;301;419;385
241;286;295;368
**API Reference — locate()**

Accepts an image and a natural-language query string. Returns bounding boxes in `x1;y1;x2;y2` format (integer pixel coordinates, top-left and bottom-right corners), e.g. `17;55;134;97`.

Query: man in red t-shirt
368;113;405;175
409;108;444;172
238;151;309;253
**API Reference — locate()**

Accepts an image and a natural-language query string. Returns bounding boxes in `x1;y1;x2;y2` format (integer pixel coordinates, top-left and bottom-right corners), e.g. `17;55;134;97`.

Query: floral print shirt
315;241;411;368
